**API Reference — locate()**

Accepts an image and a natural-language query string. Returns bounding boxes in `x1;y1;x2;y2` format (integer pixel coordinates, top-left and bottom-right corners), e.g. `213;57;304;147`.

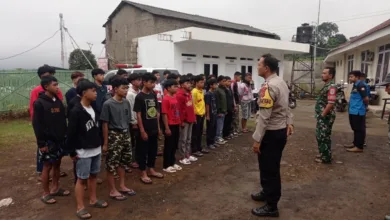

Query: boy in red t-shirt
161;79;182;173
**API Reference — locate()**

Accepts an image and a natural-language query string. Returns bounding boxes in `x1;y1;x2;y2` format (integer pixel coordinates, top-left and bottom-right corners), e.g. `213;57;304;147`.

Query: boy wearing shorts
100;77;135;200
32;76;69;204
67;79;108;219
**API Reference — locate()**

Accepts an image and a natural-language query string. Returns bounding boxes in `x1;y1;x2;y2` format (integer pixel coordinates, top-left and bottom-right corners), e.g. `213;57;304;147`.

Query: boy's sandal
50;188;70;196
76;209;92;219
119;189;136;196
149;172;164;179
90;200;108;208
60;171;67;177
110;194;127;201
140;177;153;184
40;195;56;204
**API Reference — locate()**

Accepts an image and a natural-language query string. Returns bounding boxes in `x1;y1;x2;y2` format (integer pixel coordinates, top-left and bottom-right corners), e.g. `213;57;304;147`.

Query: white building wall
137;36;175;68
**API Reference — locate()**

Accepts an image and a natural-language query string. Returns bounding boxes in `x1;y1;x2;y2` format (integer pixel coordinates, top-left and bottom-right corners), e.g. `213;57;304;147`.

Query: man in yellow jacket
191;75;207;157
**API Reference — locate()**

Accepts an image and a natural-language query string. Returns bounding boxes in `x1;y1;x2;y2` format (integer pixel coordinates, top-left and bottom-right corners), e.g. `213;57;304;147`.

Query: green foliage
316;22;347;56
68;49;97;70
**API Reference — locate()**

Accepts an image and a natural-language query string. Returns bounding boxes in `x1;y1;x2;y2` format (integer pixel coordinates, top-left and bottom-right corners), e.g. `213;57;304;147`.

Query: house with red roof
324;18;390;105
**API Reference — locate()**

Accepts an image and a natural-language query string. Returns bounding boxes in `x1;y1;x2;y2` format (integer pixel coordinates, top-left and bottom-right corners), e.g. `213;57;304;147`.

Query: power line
0;29;60;61
266;10;390;32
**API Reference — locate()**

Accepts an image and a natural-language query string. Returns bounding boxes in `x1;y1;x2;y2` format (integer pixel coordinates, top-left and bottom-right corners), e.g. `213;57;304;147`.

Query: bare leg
107;170;120;196
42;163;52;196
242;119;247;131
88;175;97;204
50;160;61;194
75;179;86;210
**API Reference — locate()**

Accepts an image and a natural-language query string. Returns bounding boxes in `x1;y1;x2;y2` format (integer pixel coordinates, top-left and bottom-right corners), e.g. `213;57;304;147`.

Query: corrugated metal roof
103;0;277;38
329;18;390;53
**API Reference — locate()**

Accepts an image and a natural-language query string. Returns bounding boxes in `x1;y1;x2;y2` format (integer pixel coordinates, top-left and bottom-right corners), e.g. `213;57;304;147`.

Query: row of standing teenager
30;65;254;219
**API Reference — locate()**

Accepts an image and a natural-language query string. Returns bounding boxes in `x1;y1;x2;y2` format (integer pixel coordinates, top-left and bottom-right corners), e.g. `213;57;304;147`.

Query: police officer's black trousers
258;128;287;208
349;114;366;149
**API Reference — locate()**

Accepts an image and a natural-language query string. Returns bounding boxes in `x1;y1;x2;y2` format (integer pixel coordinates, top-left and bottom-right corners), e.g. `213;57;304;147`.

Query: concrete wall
137;35;175;68
105;4;278;67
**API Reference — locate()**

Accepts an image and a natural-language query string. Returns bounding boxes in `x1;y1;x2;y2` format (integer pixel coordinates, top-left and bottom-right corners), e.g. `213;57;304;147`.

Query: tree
327;34;348;49
317;22;339;47
68;49;97;70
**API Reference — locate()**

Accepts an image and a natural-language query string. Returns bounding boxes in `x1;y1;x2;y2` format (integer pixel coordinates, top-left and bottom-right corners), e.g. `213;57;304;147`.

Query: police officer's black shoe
251;192;266;202
251;204;279;217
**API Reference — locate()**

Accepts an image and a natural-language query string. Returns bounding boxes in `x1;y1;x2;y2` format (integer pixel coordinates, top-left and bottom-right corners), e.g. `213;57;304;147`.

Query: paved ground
0;100;390;220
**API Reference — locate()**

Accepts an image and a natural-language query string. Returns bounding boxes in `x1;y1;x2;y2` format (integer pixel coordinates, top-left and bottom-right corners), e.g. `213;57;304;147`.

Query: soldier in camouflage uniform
315;67;337;164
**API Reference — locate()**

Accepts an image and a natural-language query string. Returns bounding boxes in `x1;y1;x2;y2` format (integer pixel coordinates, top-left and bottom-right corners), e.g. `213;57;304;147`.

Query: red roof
330;18;390;53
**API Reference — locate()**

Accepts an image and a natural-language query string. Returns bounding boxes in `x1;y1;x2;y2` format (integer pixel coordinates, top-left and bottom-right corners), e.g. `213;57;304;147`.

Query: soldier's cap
376;73;390;86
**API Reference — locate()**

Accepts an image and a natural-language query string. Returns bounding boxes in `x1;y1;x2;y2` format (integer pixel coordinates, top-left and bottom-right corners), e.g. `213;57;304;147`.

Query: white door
182;61;196;75
225;64;237;79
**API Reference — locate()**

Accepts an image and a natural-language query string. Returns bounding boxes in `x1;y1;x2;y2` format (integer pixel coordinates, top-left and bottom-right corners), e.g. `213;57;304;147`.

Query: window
182;53;196;57
347;55;354;73
361;51;370;74
376;44;390;84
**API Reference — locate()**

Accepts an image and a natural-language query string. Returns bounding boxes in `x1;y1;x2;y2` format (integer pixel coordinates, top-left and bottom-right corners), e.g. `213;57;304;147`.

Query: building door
204;63;219;79
225;64;237;79
182;61;196;75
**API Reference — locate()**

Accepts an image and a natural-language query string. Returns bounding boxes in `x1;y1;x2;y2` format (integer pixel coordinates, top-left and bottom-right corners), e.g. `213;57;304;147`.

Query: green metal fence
0;70;93;112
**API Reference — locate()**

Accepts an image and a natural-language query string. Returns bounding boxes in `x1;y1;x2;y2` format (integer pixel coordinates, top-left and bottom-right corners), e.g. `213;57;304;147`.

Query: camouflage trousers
315;114;335;163
232;107;240;133
105;130;132;173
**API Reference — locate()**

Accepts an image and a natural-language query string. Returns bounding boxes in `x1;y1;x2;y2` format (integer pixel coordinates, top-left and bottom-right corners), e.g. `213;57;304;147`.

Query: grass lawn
0;119;35;150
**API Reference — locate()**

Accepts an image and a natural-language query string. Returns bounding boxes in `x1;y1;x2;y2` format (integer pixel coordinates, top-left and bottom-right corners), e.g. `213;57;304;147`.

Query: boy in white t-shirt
67;79;108;219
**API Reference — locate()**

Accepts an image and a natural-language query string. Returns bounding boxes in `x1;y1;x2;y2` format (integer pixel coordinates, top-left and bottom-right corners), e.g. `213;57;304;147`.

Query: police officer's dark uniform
251;70;293;217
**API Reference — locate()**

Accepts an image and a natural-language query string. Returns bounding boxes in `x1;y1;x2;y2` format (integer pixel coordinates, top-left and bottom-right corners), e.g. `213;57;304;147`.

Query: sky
0;0;389;69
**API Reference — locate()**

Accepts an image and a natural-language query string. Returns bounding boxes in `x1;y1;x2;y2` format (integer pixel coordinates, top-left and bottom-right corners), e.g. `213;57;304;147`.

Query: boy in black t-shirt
134;73;164;184
205;78;218;150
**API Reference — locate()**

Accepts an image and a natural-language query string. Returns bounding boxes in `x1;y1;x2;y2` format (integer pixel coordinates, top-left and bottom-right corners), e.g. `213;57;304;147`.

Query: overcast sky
0;0;388;69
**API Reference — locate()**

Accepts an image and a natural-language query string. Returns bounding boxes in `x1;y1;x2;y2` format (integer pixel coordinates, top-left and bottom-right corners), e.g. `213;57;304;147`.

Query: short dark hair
261;53;279;72
325;67;336;79
117;69;128;76
152;70;159;75
361;73;367;78
128;73;141;82
217;75;225;82
208;74;216;79
71;71;85;80
40;76;58;90
163;70;171;76
234;71;241;76
194;75;204;83
111;77;129;89
91;68;105;77
76;79;97;96
179;76;191;84
167;73;179;80
164;79;179;89
37;65;55;78
349;70;362;78
207;78;217;87
225;76;231;80
109;75;121;85
142;73;157;82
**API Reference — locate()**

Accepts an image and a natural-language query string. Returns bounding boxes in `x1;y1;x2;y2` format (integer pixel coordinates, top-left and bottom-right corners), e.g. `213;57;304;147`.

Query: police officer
344;70;368;153
251;54;294;217
315;67;337;164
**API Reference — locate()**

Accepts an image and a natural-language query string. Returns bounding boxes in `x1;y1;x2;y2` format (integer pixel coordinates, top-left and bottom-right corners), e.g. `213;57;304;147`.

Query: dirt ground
1;100;390;220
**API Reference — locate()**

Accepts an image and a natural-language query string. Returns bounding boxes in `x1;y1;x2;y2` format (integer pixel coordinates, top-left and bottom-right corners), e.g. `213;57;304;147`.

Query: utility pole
313;0;321;93
86;42;93;51
124;24;128;64
59;13;66;68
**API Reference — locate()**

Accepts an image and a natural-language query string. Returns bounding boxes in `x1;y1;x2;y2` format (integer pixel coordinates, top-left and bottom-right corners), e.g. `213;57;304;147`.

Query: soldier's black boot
251;191;266;202
251;204;279;217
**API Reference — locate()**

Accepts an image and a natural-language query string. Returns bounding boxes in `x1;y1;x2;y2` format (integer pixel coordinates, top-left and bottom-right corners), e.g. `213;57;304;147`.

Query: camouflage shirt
315;81;337;118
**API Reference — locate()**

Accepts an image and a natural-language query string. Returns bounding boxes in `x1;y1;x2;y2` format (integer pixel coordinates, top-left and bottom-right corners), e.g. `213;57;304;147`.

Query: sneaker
201;149;210;154
224;136;232;140
173;164;182;171
180;159;191;165
163;166;177;173
193;151;204;157
188;156;198;162
208;145;216;150
216;138;227;145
